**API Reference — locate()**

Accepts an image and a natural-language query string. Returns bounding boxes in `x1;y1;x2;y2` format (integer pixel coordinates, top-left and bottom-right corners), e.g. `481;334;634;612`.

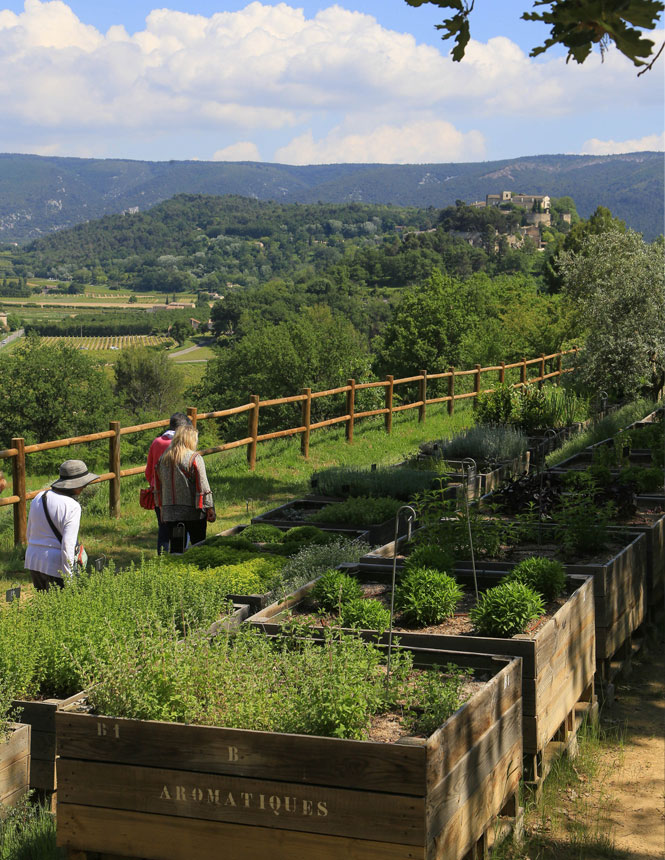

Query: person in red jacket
145;413;192;553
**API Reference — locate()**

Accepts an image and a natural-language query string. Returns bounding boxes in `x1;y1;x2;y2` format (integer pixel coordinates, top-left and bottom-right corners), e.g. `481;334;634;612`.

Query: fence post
346;379;356;443
500;361;505;384
448;367;455;416
247;395;260;470
384;375;394;434
301;388;311;458
187;406;198;429
521;357;527;388
539;354;546;389
473;364;481;408
557;352;562;380
109;421;121;519
12;437;26;545
418;370;427;423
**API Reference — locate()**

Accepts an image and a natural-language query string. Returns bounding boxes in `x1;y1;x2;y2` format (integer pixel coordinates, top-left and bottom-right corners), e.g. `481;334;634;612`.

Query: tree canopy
405;1;664;70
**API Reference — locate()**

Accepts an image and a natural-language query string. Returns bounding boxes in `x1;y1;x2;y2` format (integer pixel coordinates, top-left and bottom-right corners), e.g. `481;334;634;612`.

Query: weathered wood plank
425;700;521;839
55;712;427;796
425;739;522;860
426;661;521;790
0;756;29;801
58;759;425;845
57;804;425;860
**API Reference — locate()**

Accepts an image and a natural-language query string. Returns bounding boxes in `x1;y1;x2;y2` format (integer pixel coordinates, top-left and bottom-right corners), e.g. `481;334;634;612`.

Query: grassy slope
0;404;474;591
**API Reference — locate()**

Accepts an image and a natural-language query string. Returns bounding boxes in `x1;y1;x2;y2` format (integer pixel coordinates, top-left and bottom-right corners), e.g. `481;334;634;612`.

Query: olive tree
558;228;664;398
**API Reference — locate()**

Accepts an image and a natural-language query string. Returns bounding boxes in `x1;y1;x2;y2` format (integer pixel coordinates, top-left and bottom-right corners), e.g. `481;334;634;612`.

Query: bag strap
42;490;63;544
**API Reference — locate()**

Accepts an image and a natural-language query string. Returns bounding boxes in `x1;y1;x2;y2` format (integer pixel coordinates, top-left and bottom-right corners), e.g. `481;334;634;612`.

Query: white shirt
24;490;81;579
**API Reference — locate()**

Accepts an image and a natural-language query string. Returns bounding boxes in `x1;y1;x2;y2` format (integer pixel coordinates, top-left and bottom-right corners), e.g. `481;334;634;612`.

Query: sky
0;0;662;164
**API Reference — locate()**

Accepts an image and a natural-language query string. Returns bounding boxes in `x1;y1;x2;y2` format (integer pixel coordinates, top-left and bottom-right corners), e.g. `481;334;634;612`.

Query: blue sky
0;0;662;164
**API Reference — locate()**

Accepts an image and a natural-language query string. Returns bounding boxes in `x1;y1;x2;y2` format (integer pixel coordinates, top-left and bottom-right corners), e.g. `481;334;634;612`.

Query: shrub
404;544;454;574
339;599;391;632
432;425;528;470
506;557;566;601
282;526;331;545
476;383;516;425
311;570;363;612
310;466;440;500
618;465;664;494
395;567;463;627
470;581;544;637
554;486;613;558
308;496;403;527
240;523;285;543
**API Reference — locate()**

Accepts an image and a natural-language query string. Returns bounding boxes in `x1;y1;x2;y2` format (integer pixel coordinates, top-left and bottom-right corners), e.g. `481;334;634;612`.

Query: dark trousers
168;519;207;553
155;507;171;555
29;570;65;592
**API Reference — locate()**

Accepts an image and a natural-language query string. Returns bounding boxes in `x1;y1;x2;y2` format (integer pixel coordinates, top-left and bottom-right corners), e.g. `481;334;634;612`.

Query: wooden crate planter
0;723;30;813
251;498;399;547
248;567;594;780
609;515;665;609
416;452;530;501
56;650;522;860
10;691;86;794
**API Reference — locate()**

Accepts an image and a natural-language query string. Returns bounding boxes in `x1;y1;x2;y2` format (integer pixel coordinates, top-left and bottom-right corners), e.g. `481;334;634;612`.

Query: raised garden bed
55;648;522;860
0;723;30;814
415;452;531;501
248;566;594;782
251;498;401;547
10;691;85;795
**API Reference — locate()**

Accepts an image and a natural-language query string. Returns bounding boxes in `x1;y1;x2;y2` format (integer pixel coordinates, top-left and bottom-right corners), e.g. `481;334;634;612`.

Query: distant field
39;335;176;350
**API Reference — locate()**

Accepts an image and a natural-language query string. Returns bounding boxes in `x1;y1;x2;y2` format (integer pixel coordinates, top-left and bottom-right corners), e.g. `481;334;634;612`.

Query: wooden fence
0;349;577;544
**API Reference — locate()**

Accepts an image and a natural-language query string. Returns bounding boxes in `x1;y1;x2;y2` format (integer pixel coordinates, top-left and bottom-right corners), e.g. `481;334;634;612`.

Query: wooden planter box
416;452;530;501
0;723;30;813
10;691;86;794
55;650;522;860
248;567;594;777
251;498;399;547
609;516;665;609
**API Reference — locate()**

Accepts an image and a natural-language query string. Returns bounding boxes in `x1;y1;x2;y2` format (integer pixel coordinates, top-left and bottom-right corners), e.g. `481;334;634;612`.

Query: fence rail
0;349;578;544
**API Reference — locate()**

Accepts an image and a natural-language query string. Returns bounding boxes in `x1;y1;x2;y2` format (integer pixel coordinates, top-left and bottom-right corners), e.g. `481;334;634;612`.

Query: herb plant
308;496;403;527
395;567;463;626
470;582;545;637
506;557;566;600
339;598;391;632
404;543;454;573
239;523;285;543
429;424;528;470
311;569;363;612
310;465;441;500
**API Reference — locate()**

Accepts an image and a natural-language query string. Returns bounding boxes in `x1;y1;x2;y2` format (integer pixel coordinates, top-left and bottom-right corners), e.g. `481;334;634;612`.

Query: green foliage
81;624;470;741
113;346;184;417
617;465;665;493
559;229;665;399
308;496;403;527
0;339;113;453
476;383;516;425
403;543;454;573
0;795;63;860
395;567;464;626
470;581;545;637
507;557;567;601
311;569;363;613
554;478;614;558
273;537;370;604
405;1;665;68
310;465;440;500
339;598;391;632
433;424;528;469
239;523;285;544
405;665;472;736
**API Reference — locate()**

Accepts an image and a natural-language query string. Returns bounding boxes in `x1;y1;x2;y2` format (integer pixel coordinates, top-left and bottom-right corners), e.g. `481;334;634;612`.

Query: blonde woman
155;424;216;552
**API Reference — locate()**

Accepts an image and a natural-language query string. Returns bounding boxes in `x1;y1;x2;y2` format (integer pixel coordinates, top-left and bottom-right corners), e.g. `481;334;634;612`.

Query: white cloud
274;120;486;164
581;132;665;155
0;2;660;162
212;142;262;161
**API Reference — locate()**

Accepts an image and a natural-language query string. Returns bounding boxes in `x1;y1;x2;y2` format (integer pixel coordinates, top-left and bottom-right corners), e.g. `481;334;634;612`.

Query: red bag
140;487;156;510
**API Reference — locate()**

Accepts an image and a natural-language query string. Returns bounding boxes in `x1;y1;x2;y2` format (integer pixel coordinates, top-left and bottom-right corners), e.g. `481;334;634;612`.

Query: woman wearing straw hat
24;459;98;591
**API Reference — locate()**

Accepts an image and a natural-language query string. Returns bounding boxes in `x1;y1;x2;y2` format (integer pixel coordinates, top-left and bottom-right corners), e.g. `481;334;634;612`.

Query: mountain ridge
1;151;662;242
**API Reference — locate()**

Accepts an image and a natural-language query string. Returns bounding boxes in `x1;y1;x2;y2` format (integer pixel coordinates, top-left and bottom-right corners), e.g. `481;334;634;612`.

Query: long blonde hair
160;424;198;470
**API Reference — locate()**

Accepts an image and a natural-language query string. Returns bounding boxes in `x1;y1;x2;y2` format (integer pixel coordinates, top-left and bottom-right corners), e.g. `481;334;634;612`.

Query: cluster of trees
23;309;193;338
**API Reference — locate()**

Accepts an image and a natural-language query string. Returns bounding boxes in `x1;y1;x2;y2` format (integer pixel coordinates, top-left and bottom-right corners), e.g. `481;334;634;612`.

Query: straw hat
51;459;99;490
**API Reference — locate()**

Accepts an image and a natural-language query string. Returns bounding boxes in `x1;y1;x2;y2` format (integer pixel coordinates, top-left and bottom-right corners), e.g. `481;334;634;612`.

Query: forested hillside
0;151;662;242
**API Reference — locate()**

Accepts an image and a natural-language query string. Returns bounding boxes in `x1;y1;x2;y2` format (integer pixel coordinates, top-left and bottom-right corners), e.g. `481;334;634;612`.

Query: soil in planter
293;581;566;639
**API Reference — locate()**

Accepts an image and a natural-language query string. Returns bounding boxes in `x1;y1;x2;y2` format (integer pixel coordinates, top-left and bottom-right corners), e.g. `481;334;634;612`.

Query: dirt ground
596;636;665;859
